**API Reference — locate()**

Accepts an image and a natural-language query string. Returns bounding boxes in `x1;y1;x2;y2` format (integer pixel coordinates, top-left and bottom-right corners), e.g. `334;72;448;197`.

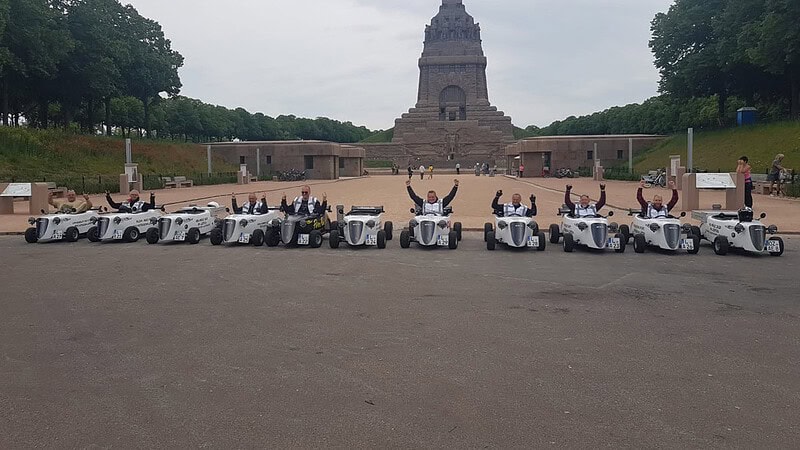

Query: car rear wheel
768;236;784;257
713;235;729;256
400;230;411;248
384;221;393;241
633;233;646;253
408;220;415;238
691;225;702;240
453;222;462;241
484;222;493;242
209;228;223;246
619;224;631;243
687;234;700;254
309;230;323;248
64;226;80;242
265;228;280;247
251;229;265;247
536;231;547;251
87;226;99;242
377;230;387;249
549;224;560;244
563;233;575;252
187;227;201;244
145;227;160;244
329;229;340;249
448;230;458;249
614;232;626;253
122;227;140;243
486;231;496;250
24;227;38;244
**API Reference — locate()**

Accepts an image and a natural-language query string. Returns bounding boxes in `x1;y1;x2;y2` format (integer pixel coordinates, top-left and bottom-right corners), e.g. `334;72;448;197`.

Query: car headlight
113;217;122;225
175;218;184;225
270;219;281;227
409;219;418;228
28;217;36;225
767;225;778;234
497;221;507;230
53;217;61;225
366;220;376;228
90;216;98;224
577;222;588;231
734;224;744;233
150;217;158;225
609;222;619;232
239;219;248;228
681;223;692;233
527;221;537;230
649;223;660;232
437;220;447;229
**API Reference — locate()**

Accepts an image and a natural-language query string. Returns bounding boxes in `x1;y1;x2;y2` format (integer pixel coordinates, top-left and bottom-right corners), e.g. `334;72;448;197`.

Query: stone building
362;0;514;167
208;141;365;180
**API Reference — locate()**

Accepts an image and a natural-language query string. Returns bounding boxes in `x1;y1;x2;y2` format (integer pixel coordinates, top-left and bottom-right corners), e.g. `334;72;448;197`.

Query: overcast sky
125;0;674;130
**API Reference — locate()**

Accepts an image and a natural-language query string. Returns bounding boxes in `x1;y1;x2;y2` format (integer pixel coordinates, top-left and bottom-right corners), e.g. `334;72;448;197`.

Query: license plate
527;236;539;247
606;237;621;250
238;233;251;244
766;240;781;252
174;231;186;241
680;239;694;251
366;235;377;246
297;234;310;245
437;235;449;246
52;230;64;240
112;230;123;240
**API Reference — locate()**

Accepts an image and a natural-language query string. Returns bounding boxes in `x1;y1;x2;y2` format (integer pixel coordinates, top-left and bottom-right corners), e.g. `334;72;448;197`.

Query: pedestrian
768;154;786;197
456;162;461;175
519;163;525;178
737;156;753;208
428;165;434;179
419;164;425;180
407;165;413;180
475;163;480;176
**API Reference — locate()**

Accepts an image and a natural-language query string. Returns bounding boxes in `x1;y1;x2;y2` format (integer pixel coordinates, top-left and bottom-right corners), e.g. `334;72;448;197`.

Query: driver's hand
640;180;645;188
281;193;287;201
566;184;573;191
83;193;90;201
530;195;536;203
105;190;110;195
405;180;411;187
454;179;459;187
496;190;502;197
668;180;676;189
600;183;606;191
322;193;327;202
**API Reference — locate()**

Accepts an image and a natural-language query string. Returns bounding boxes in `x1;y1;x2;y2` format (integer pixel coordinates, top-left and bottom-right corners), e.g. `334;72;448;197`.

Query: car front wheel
24;227;38;244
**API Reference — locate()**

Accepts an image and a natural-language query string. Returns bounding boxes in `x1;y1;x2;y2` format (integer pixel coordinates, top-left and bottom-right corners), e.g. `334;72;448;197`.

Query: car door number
297;234;310;245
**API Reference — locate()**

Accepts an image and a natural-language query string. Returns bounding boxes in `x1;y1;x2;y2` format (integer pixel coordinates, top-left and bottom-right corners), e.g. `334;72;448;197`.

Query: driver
637;180;678;218
232;192;268;215
492;190;537;217
105;189;155;213
48;190;92;213
281;185;327;215
406;179;459;215
564;184;606;217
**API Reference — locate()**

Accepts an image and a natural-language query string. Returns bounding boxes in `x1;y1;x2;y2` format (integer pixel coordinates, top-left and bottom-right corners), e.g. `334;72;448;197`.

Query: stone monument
389;0;515;165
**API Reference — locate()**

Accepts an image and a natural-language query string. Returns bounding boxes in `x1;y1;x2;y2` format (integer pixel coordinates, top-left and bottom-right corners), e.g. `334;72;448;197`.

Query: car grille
663;224;681;249
159;218;172;239
591;223;608;248
420;221;436;245
97;217;110;238
223;219;236;242
348;221;364;243
36;218;49;239
749;225;765;251
282;220;296;244
510;222;526;246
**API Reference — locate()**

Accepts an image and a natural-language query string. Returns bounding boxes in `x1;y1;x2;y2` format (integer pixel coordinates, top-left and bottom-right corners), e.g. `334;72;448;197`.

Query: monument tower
391;0;514;165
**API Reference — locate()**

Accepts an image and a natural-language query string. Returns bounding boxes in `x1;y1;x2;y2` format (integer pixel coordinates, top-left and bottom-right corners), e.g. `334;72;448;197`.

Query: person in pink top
737;156;753;207
518;163;525;178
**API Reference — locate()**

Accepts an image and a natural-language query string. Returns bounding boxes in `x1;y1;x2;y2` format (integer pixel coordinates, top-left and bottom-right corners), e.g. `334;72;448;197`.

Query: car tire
484;222;493;242
614;232;626;253
486;231;496;250
145;227;160;244
122;226;140;243
87;226;100;242
309;230;323;248
691;225;702;240
453;222;462;241
400;230;411;248
210;228;223;246
265;228;280;247
384;221;393;241
768;236;784;257
251;229;265;247
186;227;201;244
377;230;387;249
448;230;458;249
64;226;80;242
24;227;38;244
713;235;729;256
633;233;646;253
329;229;340;249
408;220;416;238
329;220;338;234
537;231;547;251
619;224;631;243
549;224;560;244
687;234;700;255
563;233;575;253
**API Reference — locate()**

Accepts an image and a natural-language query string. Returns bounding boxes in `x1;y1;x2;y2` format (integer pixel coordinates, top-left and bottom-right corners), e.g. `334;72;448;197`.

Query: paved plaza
1;232;798;447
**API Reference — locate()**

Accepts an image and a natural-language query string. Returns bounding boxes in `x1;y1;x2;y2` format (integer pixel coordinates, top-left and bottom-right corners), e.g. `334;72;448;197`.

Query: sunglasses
301;191;309;194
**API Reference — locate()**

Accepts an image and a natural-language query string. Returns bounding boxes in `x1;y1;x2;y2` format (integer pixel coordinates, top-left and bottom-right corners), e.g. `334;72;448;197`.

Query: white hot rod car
549;206;626;253
209;207;283;246
145;202;227;244
692;208;783;256
25;209;100;243
485;214;545;252
627;210;699;254
88;209;163;243
399;205;462;250
329;205;393;249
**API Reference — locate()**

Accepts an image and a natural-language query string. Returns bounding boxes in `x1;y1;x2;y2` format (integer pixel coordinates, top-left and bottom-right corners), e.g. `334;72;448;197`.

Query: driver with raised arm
637;180;678;218
232;192;268;215
281;185;327;215
49;190;92;213
105;189;155;213
564;184;606;217
492;190;537;217
406;179;459;215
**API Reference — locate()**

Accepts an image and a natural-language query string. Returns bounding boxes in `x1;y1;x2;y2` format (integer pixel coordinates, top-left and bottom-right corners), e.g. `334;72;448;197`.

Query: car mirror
680;212;687;218
225;208;230;213
41;209;46;214
607;211;614;217
410;208;416;213
760;213;767;219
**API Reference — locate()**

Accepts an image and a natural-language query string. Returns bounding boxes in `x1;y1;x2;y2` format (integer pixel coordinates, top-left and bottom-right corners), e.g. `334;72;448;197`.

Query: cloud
126;0;674;130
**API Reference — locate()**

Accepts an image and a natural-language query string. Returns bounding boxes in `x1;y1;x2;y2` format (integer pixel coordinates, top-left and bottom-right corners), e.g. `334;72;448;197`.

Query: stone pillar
681;173;700;211
0;183;12;214
30;183;49;214
238;163;249;185
119;174;142;194
593;159;604;181
726;172;745;210
675;167;686;190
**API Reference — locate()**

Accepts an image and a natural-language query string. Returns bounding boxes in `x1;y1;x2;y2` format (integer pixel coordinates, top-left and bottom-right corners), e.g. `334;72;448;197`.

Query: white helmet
207;201;220;208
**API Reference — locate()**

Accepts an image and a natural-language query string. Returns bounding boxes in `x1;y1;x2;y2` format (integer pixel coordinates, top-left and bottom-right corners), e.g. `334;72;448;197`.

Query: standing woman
737;156;753;207
768;154;786;197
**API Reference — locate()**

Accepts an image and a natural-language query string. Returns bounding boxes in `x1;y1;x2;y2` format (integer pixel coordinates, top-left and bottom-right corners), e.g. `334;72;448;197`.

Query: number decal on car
297;234;310;245
238;233;251;244
766;240;781;252
679;239;694;251
528;236;539;247
437;235;449;246
112;230;124;240
366;235;377;246
606;238;621;250
174;231;186;241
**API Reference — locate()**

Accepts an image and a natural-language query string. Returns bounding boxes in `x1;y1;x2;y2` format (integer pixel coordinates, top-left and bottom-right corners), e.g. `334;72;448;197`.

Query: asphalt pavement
1;234;798;447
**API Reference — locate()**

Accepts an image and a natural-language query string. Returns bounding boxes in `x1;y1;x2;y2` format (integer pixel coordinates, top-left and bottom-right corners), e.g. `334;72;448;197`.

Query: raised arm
259;196;269;214
141;193;155;212
596;185;606;211
105;192;121;210
666;182;679;211
406;182;424;207
527;195;538;217
231;196;242;214
491;191;503;213
564;185;575;213
75;194;91;213
441;179;460;207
